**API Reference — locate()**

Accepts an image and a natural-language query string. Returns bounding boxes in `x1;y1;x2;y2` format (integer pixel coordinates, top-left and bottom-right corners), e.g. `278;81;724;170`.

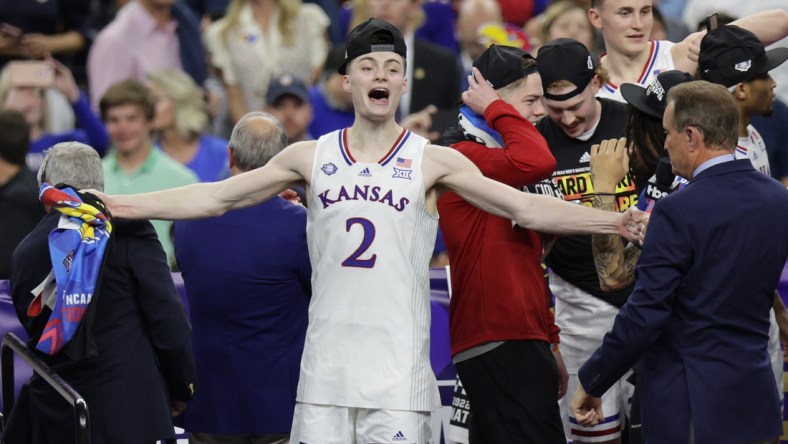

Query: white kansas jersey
737;125;771;176
299;128;440;411
597;40;676;102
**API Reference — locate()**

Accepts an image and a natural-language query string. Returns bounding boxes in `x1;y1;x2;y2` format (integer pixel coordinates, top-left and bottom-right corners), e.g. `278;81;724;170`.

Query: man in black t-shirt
526;38;634;444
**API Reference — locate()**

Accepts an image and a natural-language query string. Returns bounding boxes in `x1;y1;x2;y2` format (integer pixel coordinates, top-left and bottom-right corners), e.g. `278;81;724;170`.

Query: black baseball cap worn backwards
699;25;788;88
537;38;596;101
472;44;538;89
620;70;694;119
338;18;407;75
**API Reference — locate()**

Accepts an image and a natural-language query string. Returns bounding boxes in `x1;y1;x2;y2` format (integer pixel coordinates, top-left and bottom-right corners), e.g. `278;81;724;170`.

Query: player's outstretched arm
673;9;788;74
90;141;314;221
730;10;788;47
425;144;644;242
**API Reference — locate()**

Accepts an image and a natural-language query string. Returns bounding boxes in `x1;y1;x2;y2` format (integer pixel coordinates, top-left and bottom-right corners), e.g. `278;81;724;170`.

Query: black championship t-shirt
528;98;635;308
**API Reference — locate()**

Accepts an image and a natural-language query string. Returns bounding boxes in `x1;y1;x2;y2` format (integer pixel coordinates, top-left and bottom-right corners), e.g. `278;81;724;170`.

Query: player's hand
279;189;303;206
570;383;604;426
685;31;704;63
620;207;646;246
462;67;501;116
591;137;629;193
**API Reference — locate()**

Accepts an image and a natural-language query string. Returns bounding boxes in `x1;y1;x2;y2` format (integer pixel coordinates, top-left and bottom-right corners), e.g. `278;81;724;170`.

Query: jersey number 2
342;217;377;268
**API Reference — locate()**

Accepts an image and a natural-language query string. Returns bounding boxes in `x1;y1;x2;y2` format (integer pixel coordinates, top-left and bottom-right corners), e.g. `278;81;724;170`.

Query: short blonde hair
146;69;209;138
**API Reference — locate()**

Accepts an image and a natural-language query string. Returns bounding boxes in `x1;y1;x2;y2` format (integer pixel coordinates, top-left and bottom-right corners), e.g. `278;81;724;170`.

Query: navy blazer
6;213;196;444
174;196;311;434
579;159;788;444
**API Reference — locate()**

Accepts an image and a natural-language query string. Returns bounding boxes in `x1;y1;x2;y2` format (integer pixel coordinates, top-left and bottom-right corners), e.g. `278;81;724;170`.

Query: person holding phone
0;58;108;172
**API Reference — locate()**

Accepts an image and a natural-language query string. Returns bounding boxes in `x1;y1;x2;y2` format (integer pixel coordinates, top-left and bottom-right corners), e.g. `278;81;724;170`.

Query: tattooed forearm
591;194;640;291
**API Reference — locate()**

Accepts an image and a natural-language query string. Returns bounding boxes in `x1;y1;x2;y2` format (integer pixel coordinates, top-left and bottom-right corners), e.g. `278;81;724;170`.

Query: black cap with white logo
620;70;694;118
699;25;788;88
337;18;407;75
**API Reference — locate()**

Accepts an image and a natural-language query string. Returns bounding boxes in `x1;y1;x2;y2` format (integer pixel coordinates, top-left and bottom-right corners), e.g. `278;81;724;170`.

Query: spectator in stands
0;109;42;279
456;0;503;78
341;0;459;54
5;141;197;444
174;111;310;443
99;79;198;266
147;68;229;182
308;46;354;138
204;0;329;125
540;0;595;54
87;0;207;109
265;73;314;143
0;0;90;78
0;58;109;172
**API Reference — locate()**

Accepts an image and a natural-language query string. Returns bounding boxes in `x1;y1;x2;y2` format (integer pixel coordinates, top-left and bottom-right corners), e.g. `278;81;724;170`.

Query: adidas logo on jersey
358;167;372;177
579;152;591;163
392;430;407;441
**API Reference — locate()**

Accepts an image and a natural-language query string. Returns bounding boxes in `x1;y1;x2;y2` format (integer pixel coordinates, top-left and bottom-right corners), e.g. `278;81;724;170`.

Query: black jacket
5;212;196;444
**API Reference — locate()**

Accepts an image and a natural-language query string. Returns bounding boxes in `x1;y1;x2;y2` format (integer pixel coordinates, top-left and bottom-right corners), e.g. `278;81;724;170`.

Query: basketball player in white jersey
589;0;788;102
89;18;645;444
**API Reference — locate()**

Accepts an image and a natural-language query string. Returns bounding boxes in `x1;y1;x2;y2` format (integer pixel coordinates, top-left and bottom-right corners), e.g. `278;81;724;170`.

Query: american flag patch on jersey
396;157;412;168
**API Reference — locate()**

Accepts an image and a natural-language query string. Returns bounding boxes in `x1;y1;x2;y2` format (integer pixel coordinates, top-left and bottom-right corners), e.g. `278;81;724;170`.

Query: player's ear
588;7;603;30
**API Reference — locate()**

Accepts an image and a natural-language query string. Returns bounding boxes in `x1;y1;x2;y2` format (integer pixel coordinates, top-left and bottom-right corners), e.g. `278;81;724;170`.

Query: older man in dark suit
571;81;788;444
5;141;196;444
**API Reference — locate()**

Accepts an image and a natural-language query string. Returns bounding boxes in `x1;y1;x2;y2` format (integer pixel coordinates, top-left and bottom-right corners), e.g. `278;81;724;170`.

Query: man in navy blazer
174;111;311;442
571;81;788;444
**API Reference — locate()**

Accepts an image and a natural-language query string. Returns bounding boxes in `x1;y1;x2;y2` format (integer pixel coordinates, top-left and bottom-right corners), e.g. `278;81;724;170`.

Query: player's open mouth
369;88;390;103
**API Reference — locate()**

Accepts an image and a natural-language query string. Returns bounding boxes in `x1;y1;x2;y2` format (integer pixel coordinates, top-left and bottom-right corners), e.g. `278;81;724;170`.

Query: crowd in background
2;0;788;443
2;0;786;269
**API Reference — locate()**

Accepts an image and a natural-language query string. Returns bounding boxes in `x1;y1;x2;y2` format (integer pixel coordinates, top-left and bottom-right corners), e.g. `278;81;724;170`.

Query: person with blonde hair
147;69;229;182
204;0;329;125
541;0;596;53
1;59;108;172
